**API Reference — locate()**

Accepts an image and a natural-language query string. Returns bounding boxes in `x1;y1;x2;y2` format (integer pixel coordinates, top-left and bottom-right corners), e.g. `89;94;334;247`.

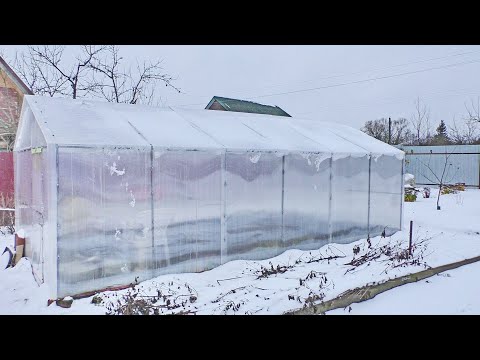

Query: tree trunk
437;185;442;210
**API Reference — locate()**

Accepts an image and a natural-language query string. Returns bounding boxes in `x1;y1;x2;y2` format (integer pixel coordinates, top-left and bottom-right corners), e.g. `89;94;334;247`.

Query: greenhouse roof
18;95;404;157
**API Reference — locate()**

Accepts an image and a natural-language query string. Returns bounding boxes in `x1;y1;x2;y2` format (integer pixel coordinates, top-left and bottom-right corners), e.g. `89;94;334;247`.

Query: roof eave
0;56;34;95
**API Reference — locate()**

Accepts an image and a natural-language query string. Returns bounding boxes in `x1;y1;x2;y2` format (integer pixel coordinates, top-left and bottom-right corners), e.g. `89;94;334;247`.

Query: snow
249;153;261;163
24;96;150;148
0;251;10;269
1;188;480;315
404;173;415;185
20;95;402;156
314;120;405;158
327;261;480;315
128;191;135;207
108;162;126;176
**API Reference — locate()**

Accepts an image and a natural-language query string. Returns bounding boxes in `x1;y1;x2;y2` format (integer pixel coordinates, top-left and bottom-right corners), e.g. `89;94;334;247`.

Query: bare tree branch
361;117;412;145
86;45;181;105
449;115;479;145
418;147;457;210
0;84;20;151
410;97;432;145
465;96;480;123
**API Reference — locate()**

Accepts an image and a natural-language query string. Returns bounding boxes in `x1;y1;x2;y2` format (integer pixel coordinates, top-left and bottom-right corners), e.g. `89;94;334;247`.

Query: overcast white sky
2;45;480;130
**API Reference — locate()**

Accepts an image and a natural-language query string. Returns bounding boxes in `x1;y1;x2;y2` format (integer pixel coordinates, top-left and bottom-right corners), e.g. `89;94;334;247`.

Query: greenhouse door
31;150;45;283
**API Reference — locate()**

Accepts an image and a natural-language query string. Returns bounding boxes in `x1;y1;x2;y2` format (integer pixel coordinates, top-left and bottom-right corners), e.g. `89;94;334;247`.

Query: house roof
0;56;34;95
206;96;291;117
16;95;404;159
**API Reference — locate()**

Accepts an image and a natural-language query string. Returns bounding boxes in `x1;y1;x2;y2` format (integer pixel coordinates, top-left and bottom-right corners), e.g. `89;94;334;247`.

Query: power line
245;57;480;100
179;48;480;100
174;49;480;107
294;87;480;117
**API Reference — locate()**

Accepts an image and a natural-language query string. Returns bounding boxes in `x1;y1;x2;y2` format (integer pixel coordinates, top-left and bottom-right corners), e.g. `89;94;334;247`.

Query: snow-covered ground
328;260;480;315
1;188;480;315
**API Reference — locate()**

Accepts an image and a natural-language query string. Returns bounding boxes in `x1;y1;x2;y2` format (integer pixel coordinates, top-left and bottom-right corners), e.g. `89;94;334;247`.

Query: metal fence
397;145;480;188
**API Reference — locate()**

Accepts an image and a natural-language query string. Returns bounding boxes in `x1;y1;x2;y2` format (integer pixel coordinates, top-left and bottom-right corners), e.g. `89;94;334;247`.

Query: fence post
409;220;413;257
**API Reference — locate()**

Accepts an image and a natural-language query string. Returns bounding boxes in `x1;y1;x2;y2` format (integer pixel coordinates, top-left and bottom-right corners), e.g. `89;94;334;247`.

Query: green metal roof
206;96;291;117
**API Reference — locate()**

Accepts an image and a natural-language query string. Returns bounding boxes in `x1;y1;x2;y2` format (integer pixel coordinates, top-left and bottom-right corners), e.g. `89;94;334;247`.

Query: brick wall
0;86;21;150
0;70;22;225
0;151;14;225
0;86;20;113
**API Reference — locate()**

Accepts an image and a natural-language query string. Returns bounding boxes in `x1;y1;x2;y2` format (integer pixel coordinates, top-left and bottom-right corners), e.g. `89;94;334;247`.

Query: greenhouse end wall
52;146;403;298
15;147;58;293
14;101;58;296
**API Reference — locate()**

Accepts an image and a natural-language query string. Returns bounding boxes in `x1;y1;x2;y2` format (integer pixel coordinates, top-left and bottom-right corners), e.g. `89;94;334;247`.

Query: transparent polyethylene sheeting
14;96;406;298
369;155;403;237
15;105;47;150
152;150;222;276
331;155;370;243
14;148;49;283
283;153;331;251
225;152;283;262
55;148;400;297
18;146;404;298
57;147;152;297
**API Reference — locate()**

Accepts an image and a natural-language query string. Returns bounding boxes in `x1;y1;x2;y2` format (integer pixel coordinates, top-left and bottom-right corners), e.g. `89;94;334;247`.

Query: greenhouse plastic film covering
152;150;222;276
369;154;403;237
282;152;331;251
14;109;51;284
224;151;283;262
331;154;370;244
57;146;152;297
15;96;406;298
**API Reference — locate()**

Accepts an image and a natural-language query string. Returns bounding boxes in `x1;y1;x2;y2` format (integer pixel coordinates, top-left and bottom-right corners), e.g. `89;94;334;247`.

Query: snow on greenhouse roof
20;95;404;157
25;96;150;148
172;107;331;152
315;121;404;156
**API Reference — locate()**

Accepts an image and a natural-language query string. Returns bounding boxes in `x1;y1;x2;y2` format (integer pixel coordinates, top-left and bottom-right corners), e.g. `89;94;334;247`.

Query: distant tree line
361;97;480;146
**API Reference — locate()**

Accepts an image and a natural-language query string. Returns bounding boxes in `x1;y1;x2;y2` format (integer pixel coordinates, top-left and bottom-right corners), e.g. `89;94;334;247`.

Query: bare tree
418;147;458;210
410;97;431;145
361;117;412;145
87;45;181;105
465;96;480;123
361;118;387;141
14;45;181;106
449;115;479;145
0;72;20;151
391;118;413;145
15;45;105;98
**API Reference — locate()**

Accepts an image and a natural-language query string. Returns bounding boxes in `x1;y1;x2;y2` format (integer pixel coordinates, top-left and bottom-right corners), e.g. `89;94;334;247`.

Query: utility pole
388;117;392;144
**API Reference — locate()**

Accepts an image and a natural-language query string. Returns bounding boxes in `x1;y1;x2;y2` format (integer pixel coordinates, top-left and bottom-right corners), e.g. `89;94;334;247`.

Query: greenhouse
14;95;405;299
